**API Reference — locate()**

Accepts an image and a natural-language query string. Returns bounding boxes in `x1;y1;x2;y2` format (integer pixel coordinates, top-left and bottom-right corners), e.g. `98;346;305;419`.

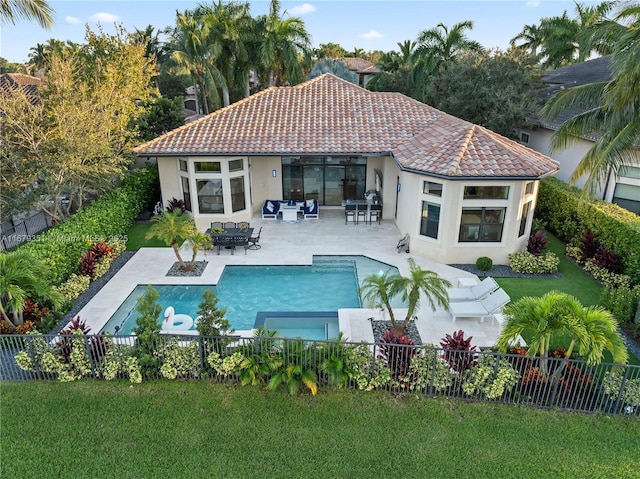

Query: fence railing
2;333;639;416
1;211;52;251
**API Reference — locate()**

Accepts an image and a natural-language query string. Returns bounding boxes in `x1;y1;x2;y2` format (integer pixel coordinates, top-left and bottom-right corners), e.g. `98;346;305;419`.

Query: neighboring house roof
0;73;42;104
536;55;612;135
134;74;558;179
342;57;380;75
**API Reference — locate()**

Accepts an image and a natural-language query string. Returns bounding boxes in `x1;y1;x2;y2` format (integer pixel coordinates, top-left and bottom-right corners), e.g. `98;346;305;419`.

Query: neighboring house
0;72;41;104
134;74;559;265
342;57;380;88
517;55;640;214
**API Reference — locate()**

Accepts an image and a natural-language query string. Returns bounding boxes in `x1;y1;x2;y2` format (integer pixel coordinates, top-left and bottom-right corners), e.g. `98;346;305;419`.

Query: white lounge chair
449;288;510;324
447;277;499;302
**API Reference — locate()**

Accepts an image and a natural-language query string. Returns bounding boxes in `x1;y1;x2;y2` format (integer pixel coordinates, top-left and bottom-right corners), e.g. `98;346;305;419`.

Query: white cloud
89;12;121;23
65;16;81;25
526;0;540;7
359;30;383;40
288;3;316;16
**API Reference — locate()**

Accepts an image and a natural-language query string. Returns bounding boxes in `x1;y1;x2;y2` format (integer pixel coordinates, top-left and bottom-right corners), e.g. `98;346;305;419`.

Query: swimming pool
100;255;405;336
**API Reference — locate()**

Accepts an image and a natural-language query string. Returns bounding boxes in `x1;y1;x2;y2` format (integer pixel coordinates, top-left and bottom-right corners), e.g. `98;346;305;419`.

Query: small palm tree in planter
145;210;209;272
360;257;451;336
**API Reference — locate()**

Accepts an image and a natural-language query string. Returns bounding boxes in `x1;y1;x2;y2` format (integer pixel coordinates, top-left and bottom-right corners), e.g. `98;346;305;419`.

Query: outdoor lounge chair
302;199;318;219
447;277;499;302
448;288;510;324
262;200;279;219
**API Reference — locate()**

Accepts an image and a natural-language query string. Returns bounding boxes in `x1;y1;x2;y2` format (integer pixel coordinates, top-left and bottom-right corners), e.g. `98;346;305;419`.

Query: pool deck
77;208;505;347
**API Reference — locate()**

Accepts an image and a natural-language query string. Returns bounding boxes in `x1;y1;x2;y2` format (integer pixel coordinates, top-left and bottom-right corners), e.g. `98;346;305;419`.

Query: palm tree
256;0;311;86
0;250;63;326
170;10;227;114
360;258;450;335
497;291;628;375
414;20;484;76
540;2;640;197
145;210;200;271
510;23;544;57
0;0;54;29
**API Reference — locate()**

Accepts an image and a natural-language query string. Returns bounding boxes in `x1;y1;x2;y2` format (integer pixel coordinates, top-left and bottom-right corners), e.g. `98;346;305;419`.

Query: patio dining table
208;227;254;255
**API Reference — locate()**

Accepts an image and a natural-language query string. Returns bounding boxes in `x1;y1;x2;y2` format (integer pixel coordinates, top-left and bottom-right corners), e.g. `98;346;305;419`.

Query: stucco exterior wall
157;157;181;207
249;156;284;214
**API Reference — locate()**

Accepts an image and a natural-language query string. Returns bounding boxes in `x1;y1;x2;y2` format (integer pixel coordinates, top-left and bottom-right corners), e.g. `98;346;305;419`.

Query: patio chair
237;221;250;231
356;203;368;224
369;204;382;225
345;204;356;224
210;221;224;231
448;288;510;324
247;227;262;250
447;277;499;302
262;200;279;219
303;199;319;219
223;221;237;230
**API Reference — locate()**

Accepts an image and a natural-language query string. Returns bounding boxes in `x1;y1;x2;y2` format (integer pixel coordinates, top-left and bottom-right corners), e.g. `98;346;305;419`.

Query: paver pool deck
77;208;506;347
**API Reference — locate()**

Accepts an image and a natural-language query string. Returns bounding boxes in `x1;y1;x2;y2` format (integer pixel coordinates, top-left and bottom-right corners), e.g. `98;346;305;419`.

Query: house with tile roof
134;74;559;264
0;73;41;104
516;55;640;215
342;57;380;88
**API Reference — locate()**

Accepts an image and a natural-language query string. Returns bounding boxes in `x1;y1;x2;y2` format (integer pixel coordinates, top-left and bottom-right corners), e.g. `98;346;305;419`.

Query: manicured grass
496;232;602;306
125;222;165;250
1;381;638;479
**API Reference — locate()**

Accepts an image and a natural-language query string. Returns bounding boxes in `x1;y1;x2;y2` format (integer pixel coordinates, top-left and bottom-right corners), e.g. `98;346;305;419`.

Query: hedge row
19;166;159;285
536;177;640;285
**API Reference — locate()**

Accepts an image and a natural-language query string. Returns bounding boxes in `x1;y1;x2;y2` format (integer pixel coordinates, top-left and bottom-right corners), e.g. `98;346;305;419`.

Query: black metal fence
1;211;52;251
2;333;639;416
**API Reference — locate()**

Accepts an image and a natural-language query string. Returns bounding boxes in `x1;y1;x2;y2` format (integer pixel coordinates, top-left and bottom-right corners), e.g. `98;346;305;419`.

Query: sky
0;0;602;64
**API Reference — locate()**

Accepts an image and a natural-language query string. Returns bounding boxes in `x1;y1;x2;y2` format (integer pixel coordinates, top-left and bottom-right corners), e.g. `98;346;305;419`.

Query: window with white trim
459;207;506;242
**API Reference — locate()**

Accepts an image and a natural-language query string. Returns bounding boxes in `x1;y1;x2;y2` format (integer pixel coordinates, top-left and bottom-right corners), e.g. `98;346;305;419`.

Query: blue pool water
101;256;404;337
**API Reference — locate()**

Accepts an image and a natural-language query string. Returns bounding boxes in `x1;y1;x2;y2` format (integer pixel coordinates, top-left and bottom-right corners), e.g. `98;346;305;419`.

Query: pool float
162;306;194;330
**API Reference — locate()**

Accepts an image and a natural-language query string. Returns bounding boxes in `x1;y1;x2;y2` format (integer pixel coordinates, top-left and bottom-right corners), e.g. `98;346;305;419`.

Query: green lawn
125;221;165;250
1;381;638;479
495;232;602;306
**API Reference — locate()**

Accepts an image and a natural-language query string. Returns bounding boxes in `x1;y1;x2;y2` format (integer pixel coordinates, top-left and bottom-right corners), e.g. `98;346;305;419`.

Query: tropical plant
196;289;232;357
541;2;640;198
439;330;477;373
268;339;318;395
0;0;54;28
0;250;63;326
145;209;202;271
527;230;549;256
360;258;450;334
256;0;311;87
377;328;416;382
132;285;162;378
497;291;628;376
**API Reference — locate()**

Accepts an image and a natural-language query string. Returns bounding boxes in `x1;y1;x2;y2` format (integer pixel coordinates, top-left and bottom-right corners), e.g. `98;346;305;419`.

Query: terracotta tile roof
342;57;380;74
134;74;559;179
0;73;42;104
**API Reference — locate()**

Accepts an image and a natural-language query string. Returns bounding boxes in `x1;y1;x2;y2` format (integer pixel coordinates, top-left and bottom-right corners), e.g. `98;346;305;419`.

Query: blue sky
1;0;598;64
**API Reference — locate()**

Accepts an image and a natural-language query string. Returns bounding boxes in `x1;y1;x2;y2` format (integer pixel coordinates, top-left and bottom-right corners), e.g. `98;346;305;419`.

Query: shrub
508;250;560;274
600;285;640;324
408;346;453;393
158;338;200;380
475;256;493;272
439;330;477;373
527;231;548;256
602;370;640;408
166;197;186;214
583;260;631;289
347;344;393;391
132;285;162;378
54;273;91;302
579;229;599;262
537;177;640;285
462;355;520;399
593;246;624;274
78;250;99;278
377;329;416;383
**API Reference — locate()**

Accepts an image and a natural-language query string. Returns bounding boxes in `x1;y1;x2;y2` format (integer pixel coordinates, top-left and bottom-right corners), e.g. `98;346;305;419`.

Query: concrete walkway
76;208;506;347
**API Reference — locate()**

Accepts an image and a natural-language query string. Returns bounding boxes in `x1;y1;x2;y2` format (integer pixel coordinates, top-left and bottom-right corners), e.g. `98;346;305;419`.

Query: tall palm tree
497;291;627;374
0;250;63;326
510;23;544;57
360;258;450;335
306;58;357;83
414;20;484;76
541;2;640;197
170;10;227;114
145;210;198;271
194;1;252;106
256;0;311;87
0;0;54;29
